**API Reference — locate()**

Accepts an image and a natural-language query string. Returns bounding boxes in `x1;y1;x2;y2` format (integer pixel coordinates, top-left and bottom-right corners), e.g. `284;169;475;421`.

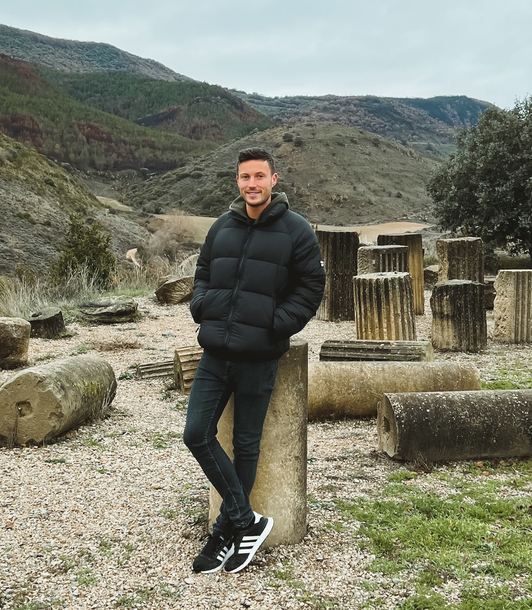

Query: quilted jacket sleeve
273;217;325;339
189;227;214;324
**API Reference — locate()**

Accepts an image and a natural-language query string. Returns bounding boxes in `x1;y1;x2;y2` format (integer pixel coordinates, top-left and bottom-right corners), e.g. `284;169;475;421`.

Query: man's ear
272;173;278;186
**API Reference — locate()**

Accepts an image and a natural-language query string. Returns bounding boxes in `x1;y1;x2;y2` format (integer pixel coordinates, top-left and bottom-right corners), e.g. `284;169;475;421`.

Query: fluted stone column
377;233;424;314
357;245;409;275
353;272;416;341
430;280;487;352
493;270;532;343
316;229;359;321
209;339;308;547
436;237;484;283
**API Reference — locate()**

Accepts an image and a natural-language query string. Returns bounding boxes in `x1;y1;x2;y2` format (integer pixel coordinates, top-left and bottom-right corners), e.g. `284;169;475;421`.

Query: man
183;147;325;574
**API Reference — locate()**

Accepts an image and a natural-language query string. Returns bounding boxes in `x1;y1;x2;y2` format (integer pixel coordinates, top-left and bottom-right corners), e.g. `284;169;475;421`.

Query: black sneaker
192;532;234;573
224;512;274;573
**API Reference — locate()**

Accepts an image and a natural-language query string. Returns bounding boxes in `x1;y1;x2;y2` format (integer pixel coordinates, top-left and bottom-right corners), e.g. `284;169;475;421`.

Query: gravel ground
1;293;532;609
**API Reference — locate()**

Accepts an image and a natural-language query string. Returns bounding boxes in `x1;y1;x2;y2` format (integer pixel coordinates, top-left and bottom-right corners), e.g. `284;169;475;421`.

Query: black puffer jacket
190;193;325;362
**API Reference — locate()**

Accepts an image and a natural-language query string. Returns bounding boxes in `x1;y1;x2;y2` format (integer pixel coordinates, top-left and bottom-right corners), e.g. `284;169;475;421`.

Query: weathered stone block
493;270;532;343
377;233;424;314
209;339;308;547
353;272;416;341
0;317;31;369
0;356;116;447
308;361;481;420
430;280;487;352
316;230;359;321
437;237;484;283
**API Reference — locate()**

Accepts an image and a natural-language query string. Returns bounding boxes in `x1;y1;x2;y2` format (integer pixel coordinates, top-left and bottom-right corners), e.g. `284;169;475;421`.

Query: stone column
209;339;308;547
315;229;359;321
0;356;117;447
353;272;416;341
377;233;424;314
0;317;31;369
436;237;484;283
430;280;487;351
379;390;532;462
357;245;409;275
308;361;481;419
493;270;532;343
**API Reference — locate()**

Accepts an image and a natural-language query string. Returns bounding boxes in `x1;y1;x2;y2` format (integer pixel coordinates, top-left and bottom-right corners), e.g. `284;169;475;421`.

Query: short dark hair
237;148;275;174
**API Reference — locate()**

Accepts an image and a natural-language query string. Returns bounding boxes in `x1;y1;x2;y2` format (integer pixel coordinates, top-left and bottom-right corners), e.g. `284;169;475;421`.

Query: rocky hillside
0;55;211;171
126;122;440;226
0;23;190;81
233;92;492;158
37;68;273;143
0;132;148;277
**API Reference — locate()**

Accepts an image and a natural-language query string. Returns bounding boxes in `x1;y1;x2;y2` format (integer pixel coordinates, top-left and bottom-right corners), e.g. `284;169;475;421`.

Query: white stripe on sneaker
225;514;274;573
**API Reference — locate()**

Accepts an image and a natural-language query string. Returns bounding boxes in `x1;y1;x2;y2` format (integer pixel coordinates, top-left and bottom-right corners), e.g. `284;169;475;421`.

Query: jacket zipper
222;224;253;349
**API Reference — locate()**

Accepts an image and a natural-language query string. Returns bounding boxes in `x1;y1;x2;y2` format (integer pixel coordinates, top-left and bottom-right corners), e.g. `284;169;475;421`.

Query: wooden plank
135;360;174;379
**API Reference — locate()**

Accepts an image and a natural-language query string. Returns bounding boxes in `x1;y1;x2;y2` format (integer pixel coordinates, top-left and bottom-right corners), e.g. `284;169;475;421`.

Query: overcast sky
2;0;530;108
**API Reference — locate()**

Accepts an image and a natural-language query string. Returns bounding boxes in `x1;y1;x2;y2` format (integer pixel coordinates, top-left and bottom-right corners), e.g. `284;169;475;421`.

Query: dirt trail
165;215;429;244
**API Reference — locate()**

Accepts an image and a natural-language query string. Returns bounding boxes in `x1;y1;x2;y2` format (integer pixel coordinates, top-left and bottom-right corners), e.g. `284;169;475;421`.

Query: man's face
236;159;278;209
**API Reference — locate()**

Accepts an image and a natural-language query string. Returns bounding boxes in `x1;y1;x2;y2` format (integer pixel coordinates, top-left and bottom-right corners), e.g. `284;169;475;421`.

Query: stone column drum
493;269;532;343
315;229;359;321
430;280;487;352
357;245;409;275
353;272;416;341
436;237;484;283
0;317;31;369
209;339;308;547
377;233;424;314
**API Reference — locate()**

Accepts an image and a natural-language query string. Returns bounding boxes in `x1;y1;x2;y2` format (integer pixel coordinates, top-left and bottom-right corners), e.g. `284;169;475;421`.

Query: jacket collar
229;192;289;225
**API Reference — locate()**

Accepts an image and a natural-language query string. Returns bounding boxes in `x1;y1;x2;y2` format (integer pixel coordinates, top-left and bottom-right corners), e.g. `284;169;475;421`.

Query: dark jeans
183;352;279;534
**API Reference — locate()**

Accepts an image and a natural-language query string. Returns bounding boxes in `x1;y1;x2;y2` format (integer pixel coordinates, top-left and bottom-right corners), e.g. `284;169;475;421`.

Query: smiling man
183;147;325;574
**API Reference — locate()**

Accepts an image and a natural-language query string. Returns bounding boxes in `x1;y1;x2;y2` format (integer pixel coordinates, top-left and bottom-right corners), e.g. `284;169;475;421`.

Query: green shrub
49;215;117;289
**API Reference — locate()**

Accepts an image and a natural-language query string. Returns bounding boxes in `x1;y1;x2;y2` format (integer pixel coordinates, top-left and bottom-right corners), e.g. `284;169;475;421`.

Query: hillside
126;122;440;226
36;68;273;142
232;92;492;158
0;23;190;81
0;132;148;276
0;55;210;171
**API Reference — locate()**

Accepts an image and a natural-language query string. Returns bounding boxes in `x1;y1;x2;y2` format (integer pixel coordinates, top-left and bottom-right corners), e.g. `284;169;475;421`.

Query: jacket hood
229;192;289;223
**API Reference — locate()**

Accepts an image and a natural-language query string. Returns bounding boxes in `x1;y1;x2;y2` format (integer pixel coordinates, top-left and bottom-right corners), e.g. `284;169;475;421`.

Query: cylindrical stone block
436;237;484;284
353;272;416;341
27;307;66;339
0;356;117;447
357;245;409;275
430;280;487;352
316;230;359;321
209;339;308;547
377;233;424;314
308;361;481;420
493;270;532;343
0;317;31;369
378;390;532;462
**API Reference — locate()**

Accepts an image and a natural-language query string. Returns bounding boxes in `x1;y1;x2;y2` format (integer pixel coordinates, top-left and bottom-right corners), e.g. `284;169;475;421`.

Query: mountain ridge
0;23;191;82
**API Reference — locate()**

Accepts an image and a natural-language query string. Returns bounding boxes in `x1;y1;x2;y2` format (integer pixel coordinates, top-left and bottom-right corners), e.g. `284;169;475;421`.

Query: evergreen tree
428;97;532;258
50;215;116;288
